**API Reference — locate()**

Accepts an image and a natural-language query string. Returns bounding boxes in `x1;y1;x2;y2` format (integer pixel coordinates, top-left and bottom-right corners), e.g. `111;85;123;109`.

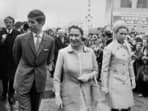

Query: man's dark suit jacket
54;37;69;63
0;28;20;79
13;32;55;93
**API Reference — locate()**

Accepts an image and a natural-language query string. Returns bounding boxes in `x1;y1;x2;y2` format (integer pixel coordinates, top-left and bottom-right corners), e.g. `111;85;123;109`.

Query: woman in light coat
54;25;98;111
101;21;136;111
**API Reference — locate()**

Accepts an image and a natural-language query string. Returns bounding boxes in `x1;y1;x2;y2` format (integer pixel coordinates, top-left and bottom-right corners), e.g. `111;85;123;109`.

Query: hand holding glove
101;87;109;94
131;78;136;89
78;71;97;83
55;95;63;109
78;74;90;82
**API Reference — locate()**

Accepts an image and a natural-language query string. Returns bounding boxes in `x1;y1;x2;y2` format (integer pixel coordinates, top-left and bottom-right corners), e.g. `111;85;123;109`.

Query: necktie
35;35;40;51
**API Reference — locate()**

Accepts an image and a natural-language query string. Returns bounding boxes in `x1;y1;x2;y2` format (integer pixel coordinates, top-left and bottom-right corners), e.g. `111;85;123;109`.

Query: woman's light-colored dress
54;45;98;111
101;40;135;109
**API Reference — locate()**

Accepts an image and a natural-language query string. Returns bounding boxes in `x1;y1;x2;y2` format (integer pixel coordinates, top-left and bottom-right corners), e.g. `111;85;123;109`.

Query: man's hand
142;56;148;60
1;34;7;43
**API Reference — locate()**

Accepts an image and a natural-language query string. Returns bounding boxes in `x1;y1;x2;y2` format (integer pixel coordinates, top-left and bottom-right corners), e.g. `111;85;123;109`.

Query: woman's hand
131;79;136;89
78;74;90;82
78;71;97;82
101;87;109;94
55;96;63;109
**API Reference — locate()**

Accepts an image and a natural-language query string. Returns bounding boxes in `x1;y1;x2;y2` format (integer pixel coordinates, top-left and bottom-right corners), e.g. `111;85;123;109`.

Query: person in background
54;25;98;111
54;29;68;64
0;16;20;109
129;31;137;40
94;38;104;81
101;21;135;111
90;35;104;81
13;9;55;111
102;25;113;46
132;37;143;74
14;21;24;33
132;37;143;95
136;35;148;97
44;28;55;37
22;22;30;33
142;35;148;48
137;45;148;97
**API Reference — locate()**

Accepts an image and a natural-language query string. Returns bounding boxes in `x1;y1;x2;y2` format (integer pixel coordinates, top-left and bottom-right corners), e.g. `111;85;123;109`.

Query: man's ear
40;23;45;28
40;21;45;26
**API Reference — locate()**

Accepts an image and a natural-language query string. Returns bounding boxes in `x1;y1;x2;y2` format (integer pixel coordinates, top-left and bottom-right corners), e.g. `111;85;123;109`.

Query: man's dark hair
4;16;15;23
135;37;142;43
56;27;62;32
103;30;113;38
27;9;46;25
23;22;29;31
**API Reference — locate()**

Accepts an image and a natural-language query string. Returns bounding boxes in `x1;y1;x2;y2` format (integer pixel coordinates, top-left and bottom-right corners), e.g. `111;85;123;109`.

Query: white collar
67;44;90;53
7;29;13;34
33;32;43;38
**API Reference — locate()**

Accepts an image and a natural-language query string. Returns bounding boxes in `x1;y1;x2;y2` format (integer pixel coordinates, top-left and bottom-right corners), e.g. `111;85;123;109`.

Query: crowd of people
0;9;148;111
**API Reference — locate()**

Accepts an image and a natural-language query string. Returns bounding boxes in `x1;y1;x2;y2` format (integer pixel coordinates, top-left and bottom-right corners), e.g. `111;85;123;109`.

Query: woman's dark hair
68;25;84;36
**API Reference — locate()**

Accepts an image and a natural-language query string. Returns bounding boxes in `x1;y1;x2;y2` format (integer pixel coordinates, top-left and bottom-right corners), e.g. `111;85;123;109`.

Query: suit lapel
37;33;47;56
28;32;37;56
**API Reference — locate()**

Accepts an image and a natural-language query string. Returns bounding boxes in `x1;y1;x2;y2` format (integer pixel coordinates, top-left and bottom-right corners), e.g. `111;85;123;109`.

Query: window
121;0;132;8
137;0;148;8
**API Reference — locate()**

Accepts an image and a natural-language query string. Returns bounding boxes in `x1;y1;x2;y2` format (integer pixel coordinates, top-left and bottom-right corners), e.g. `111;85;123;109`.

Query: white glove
78;72;97;82
78;74;90;82
55;96;63;109
101;87;109;94
131;79;136;89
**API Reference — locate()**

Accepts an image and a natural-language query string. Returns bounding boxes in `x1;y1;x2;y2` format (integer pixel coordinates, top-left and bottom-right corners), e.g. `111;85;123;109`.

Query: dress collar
67;44;90;53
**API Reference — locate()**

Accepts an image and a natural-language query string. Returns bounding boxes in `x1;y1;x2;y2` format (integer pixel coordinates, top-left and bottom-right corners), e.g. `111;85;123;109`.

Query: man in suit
54;29;69;67
0;16;20;106
13;9;55;111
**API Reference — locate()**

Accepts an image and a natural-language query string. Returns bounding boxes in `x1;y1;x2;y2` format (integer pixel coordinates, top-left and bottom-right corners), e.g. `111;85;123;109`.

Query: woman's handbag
91;78;110;111
91;80;106;103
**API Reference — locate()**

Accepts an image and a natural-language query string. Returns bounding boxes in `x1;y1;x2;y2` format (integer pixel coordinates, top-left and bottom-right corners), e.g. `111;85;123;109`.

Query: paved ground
0;75;148;111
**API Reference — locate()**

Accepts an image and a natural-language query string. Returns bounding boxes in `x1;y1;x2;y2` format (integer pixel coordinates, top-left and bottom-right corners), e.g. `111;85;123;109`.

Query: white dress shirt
33;32;43;45
7;28;13;34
